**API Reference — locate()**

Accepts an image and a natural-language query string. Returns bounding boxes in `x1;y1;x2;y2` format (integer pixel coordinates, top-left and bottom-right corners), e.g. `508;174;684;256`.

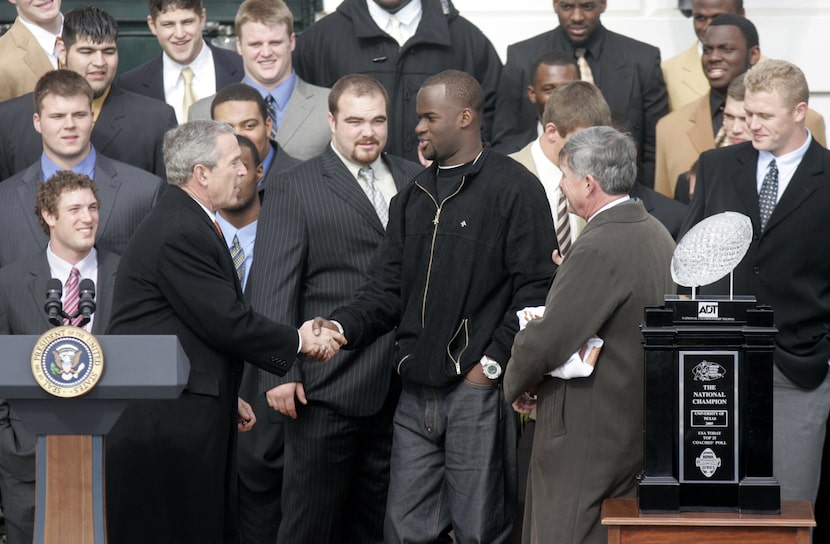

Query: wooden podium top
601;498;815;528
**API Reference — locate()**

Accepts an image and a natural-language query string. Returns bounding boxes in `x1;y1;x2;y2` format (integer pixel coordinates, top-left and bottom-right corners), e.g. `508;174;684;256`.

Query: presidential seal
30;326;104;398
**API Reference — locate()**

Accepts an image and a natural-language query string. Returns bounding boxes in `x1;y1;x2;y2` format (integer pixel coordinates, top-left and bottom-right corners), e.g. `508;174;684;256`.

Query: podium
0;334;190;544
639;296;780;513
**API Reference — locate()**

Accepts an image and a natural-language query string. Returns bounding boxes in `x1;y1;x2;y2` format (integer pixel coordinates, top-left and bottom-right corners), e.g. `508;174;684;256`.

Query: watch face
483;362;502;379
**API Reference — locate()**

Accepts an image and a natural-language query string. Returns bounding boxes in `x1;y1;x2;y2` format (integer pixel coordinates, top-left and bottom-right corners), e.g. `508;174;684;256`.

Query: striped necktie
575;48;595;85
63;267;82;327
359;166;389;228
264;94;279;140
555;189;572;256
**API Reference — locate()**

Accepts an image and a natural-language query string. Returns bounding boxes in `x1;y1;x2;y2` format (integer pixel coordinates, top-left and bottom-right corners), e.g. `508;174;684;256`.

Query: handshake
298;317;348;362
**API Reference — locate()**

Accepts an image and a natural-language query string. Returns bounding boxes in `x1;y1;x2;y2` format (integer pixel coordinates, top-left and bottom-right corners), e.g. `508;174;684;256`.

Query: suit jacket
104;185;300;543
504;200;675;544
629;183;688;240
680;140;830;389
0;84;177;180
0;19;53;102
655;92;827;197
0;154;163;267
661;43;708;112
510;141;583;246
116;43;243;103
493;25;668;186
189;77;331;161
0;249;119;482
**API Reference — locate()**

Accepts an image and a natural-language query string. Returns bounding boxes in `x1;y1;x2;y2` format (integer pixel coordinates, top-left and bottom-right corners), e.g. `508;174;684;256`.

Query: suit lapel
91;87;126;156
732;144;763;232
764;140;824;233
91;251;118;334
27;253;56;331
12;23;53;77
278;79;314;147
596;37;633;121
321;149;385;234
92;156;121;242
17;164;49;245
687;96;714;155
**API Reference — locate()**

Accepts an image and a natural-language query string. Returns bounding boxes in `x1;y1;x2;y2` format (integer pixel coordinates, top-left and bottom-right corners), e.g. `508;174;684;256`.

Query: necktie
63;267;82;327
359;166;389;228
555;189;572;257
714;123;728;148
181;67;196;122
575;48;595;85
264;94;279;140
230;234;245;283
758;159;778;231
214;220;224;238
387;15;405;46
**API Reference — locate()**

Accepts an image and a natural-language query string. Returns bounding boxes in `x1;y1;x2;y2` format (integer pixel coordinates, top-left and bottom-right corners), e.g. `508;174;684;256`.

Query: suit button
753;266;761;275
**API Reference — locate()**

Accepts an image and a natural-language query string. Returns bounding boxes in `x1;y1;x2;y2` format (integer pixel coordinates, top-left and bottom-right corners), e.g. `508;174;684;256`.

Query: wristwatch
480;355;502;380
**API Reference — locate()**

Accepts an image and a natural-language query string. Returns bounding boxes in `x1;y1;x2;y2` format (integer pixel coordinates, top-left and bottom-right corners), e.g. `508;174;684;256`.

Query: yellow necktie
181;67;196;122
575;48;595;85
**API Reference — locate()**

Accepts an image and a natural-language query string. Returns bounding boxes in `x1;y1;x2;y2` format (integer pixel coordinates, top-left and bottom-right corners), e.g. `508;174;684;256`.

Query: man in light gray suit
188;0;329;161
246;74;421;544
0;70;163;267
0;171;119;544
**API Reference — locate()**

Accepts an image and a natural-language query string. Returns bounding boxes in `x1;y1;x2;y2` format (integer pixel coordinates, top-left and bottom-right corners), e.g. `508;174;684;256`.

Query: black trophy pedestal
639;296;780;514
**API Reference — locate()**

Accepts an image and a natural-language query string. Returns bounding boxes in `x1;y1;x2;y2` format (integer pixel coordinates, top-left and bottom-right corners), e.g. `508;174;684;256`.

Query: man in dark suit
0;6;177;180
210;83;301;192
679;60;830;506
188;0;331;162
104;120;345;544
493;0;668;186
0;70;163;267
117;0;243;123
0;171;118;544
248;74;422;544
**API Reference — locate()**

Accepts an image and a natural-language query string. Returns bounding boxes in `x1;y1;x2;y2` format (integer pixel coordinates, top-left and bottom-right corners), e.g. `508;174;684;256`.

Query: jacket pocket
538;378;567;437
187;370;219;397
447;319;470;375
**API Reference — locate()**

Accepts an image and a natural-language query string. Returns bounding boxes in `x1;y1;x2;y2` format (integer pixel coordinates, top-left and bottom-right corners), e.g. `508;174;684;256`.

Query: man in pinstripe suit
245;74;422;544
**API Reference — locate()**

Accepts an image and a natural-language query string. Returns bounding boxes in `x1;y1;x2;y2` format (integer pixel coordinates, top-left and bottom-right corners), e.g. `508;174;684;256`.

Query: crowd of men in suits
0;0;829;542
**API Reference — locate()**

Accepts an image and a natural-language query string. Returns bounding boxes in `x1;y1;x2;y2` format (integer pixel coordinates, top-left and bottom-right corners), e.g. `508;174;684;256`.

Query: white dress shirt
162;41;216;123
46;244;98;331
756;129;812;203
18;14;63;69
331;143;397;206
367;0;422;46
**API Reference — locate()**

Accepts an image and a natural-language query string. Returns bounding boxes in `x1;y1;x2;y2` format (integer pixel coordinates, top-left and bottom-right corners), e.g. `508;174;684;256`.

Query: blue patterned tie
264;94;278;140
230;235;245;283
758;159;778;231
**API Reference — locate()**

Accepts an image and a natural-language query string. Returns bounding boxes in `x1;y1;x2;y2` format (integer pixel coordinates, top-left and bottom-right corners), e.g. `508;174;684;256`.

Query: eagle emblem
50;345;85;380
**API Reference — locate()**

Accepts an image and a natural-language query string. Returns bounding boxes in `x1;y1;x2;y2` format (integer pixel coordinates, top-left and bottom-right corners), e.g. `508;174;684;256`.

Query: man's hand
237;397;256;432
265;382;307;420
465;362;494;385
511;391;538;415
552;249;564;266
299;319;346;361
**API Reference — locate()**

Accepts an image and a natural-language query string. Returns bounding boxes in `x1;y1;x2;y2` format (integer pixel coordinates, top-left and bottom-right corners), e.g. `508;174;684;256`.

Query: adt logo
698;302;719;319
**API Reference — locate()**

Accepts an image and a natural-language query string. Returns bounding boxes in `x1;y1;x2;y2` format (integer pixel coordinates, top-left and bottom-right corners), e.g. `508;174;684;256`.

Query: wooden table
602;498;814;544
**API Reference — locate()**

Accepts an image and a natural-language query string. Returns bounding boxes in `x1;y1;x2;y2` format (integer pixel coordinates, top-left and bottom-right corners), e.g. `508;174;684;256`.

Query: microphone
78;278;96;327
45;279;63;326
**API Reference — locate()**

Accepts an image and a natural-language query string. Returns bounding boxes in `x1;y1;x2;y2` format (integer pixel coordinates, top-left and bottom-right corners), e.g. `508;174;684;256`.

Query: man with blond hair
188;0;330;160
680;59;830;506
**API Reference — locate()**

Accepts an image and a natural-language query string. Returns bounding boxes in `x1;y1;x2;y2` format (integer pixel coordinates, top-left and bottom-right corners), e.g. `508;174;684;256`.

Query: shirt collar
214;212;257;246
41;146;97;182
18;14;63;68
242;70;297;108
46;242;97;282
588;195;631;223
530;137;562;188
367;0;422;28
758;129;812;176
162;38;213;74
330;142;386;181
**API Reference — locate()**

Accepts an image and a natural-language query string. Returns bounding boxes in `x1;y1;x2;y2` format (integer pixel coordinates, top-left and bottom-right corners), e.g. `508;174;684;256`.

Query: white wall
319;0;830;120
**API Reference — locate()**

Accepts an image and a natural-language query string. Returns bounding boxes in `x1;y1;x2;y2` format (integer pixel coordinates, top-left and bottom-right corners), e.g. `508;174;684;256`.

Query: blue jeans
384;379;518;544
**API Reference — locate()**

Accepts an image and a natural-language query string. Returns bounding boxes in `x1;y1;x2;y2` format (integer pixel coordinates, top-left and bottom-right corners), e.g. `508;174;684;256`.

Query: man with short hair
189;0;330;161
0;5;177;180
0;70;163;267
118;0;243;123
312;70;555;543
0;171;118;544
0;0;62;101
661;0;745;111
505;126;675;544
209;83;300;190
654;15;825;198
104;120;345;543
498;50;578;153
679;59;830;507
493;0;667;186
249;73;422;544
292;0;502;163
